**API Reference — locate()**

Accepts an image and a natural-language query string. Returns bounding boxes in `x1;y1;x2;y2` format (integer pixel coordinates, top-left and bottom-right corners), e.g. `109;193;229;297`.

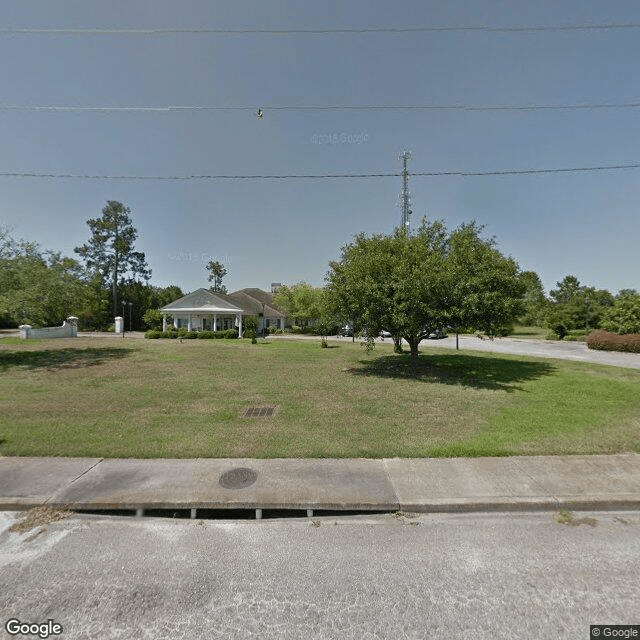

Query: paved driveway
419;334;640;369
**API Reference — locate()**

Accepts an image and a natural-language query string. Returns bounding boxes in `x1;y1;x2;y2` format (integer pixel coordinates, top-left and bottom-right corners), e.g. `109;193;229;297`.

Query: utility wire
1;101;640;113
1;23;640;35
1;164;639;181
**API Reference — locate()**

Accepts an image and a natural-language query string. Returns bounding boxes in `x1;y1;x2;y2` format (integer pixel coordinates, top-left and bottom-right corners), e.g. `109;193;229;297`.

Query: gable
161;288;243;313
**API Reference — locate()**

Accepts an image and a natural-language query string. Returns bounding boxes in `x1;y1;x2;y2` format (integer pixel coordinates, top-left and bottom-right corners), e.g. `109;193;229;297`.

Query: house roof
160;288;244;314
226;289;285;318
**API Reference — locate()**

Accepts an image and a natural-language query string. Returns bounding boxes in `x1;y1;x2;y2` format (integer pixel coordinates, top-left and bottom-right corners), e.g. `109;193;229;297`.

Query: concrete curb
1;455;639;515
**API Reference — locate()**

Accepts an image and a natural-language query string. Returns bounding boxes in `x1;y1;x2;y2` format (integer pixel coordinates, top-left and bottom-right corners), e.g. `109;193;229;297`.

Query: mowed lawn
0;336;639;458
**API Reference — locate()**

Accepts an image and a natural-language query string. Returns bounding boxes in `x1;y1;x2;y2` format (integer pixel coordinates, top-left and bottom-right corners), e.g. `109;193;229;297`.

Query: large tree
546;275;613;335
273;282;326;329
600;290;640;334
74;201;151;318
518;270;549;326
326;219;525;362
0;230;91;327
206;260;228;294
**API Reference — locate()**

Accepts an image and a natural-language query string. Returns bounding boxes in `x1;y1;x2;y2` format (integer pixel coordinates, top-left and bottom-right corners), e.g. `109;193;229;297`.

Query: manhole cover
219;467;258;490
242;405;277;418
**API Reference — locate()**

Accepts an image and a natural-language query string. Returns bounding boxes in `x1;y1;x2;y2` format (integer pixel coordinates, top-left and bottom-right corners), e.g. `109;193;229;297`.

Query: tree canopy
601;290;640;334
0;228;90;327
206;260;228;294
545;275;614;335
273;282;326;329
325;219;525;361
74;201;151;317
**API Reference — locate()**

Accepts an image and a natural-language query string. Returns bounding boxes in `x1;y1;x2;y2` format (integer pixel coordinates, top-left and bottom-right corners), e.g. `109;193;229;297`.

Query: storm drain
242;405;278;418
71;508;392;520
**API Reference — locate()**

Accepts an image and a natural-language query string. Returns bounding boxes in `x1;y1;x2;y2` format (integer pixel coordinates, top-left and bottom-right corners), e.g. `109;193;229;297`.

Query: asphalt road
1;509;638;639
281;333;640;369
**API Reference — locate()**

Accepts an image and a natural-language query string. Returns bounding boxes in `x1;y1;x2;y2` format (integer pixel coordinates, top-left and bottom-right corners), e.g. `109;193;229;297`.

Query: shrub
161;330;178;339
243;315;259;333
177;327;188;337
244;329;257;340
144;330;162;339
290;325;303;334
224;329;238;339
587;330;640;353
142;309;163;330
183;331;198;339
197;331;216;339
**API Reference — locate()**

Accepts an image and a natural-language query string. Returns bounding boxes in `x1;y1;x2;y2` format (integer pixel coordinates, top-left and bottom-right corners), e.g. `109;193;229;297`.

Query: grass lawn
0;336;638;459
509;325;549;340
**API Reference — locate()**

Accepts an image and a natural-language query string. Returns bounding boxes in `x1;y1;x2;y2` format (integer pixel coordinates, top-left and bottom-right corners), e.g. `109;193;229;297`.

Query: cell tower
399;151;412;234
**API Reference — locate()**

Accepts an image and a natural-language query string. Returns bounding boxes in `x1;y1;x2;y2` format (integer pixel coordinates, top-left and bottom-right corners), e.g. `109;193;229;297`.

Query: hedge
145;329;238;340
587;330;640;353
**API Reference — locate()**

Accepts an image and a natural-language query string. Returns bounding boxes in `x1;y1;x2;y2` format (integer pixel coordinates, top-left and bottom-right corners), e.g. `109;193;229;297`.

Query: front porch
163;313;242;334
160;289;245;338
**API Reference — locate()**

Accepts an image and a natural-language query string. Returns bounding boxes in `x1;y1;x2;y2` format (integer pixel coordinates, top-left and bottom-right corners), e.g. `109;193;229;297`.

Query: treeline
274;270;639;342
0;203;183;331
519;272;640;338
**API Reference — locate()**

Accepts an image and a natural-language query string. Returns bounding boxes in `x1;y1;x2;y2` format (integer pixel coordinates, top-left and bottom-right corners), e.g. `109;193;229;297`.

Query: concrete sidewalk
1;454;639;514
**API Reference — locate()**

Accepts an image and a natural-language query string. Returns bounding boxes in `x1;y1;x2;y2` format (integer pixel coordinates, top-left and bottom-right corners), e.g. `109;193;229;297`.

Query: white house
160;288;244;336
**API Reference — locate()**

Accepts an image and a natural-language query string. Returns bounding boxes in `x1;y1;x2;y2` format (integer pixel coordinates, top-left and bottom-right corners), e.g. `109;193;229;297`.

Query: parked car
427;328;448;339
380;330;392;338
340;324;354;337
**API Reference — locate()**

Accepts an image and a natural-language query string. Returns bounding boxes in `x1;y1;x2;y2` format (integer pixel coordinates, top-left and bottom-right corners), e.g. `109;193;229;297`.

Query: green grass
0;336;639;458
509;325;548;340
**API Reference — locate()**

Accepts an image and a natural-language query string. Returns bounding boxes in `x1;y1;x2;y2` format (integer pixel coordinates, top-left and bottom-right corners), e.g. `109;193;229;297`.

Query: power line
1;164;639;181
1;101;640;113
1;23;640;35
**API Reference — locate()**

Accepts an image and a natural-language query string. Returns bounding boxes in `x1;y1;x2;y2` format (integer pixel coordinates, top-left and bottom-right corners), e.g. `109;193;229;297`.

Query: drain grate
218;467;259;490
242;405;277;418
70;507;393;521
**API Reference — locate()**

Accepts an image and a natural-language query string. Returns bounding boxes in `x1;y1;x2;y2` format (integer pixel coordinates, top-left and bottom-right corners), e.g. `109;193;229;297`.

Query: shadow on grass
350;352;557;392
0;346;134;372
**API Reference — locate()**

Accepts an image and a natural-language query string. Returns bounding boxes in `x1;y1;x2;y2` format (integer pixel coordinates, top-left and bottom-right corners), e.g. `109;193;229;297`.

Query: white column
238;314;243;338
187;314;192;332
213;314;217;332
162;315;167;331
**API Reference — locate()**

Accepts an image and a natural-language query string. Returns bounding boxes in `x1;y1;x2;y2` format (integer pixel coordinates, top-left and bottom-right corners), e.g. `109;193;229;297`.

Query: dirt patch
9;506;73;533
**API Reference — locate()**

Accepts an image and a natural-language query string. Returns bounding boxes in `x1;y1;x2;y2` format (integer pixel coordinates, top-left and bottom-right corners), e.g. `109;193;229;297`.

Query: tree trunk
393;336;403;353
407;338;420;364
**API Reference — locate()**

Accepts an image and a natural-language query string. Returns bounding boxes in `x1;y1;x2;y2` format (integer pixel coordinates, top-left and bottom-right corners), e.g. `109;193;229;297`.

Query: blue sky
1;0;639;296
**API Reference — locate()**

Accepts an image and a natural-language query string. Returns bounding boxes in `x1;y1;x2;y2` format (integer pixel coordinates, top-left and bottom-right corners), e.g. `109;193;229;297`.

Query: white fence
19;317;78;339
